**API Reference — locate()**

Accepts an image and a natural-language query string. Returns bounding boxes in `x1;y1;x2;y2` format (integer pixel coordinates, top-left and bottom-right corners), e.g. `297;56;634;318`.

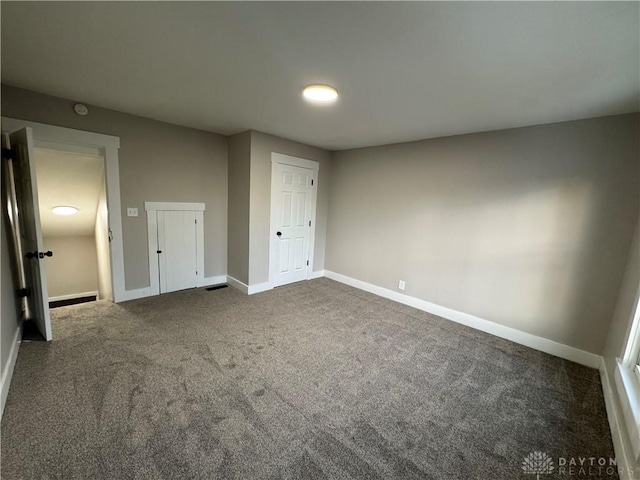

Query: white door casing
269;153;319;288
145;202;204;295
7;127;52;340
1;117;125;302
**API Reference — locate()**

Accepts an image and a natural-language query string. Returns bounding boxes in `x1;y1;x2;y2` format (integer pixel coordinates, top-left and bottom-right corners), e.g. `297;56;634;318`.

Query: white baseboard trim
309;270;325;280
48;291;98;302
118;287;151;302
324;270;602;369
229;274;330;295
227;276;249;294
246;271;325;294
248;281;272;295
199;275;227;288
226;278;272;295
116;276;228;302
600;362;636;480
1;321;23;420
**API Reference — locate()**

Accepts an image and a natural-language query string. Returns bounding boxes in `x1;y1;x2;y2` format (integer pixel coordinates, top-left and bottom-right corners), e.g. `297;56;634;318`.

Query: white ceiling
35;148;105;237
2;2;638;150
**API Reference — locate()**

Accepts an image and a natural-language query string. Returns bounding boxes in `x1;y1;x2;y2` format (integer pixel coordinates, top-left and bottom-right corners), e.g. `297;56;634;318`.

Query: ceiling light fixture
302;84;338;103
52;206;78;216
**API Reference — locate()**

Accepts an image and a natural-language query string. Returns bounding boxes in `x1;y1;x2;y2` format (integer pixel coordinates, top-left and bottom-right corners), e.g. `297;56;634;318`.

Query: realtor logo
522;451;555;479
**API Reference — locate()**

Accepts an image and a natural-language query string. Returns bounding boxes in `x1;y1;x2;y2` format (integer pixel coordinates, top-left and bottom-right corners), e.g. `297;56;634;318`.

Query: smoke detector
73;103;89;116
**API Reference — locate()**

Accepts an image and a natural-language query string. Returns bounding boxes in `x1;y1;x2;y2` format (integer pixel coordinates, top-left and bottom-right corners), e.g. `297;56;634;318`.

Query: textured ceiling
35;148;104;237
2;2;638;150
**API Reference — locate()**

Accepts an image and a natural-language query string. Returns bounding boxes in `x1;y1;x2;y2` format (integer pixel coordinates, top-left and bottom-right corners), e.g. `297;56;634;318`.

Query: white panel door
273;163;314;287
6;128;52;340
157;210;200;293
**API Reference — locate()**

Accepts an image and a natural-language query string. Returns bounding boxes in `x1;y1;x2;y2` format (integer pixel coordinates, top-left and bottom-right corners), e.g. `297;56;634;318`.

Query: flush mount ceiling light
52;206;78;216
302;84;339;103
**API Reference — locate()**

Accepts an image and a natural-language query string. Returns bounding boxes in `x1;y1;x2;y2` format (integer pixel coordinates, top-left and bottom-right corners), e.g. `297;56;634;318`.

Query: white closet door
272;163;314;287
157;210;200;293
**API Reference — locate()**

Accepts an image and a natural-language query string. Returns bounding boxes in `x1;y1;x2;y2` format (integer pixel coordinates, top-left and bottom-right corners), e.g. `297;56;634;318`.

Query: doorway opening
2;119;122;342
34;146;112;308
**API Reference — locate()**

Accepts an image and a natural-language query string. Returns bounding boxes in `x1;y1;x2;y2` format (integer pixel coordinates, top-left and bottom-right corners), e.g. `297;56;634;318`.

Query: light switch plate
127;207;138;217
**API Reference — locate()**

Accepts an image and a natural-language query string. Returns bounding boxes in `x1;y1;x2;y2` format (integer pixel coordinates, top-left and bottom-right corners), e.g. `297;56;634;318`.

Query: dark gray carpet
1;278;616;479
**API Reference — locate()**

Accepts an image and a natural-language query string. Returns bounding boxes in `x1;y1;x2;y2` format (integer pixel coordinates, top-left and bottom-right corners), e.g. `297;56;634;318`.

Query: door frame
269;153;319;290
145;202;205;296
1;117;126;302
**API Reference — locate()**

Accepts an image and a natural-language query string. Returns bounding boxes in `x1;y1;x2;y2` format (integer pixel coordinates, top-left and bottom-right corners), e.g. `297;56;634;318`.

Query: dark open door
3;127;52;340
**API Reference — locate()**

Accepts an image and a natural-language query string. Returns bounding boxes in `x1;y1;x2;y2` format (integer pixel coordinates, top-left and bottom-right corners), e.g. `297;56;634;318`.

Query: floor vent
49;295;97;309
206;284;229;291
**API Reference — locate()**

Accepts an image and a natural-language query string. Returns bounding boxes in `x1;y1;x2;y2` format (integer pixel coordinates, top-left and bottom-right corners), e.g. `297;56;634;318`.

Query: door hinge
309;221;311;227
2;147;16;161
306;260;309;266
195;219;197;224
311;179;314;186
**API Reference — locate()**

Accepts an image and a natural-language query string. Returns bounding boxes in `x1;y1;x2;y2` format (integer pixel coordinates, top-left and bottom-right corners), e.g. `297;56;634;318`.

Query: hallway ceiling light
302;84;338;103
52;206;78;216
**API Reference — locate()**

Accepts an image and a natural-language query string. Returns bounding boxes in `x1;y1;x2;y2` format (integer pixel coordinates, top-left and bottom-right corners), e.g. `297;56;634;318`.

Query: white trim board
200;275;227;288
118;287;151;302
144;202;205;212
249;281;272;295
309;270;325;280
600;362;637;480
323;270;602;369
1;118;120;149
1;321;23;420
1;117;130;304
227;276;249;294
621;284;640;365
271;152;320;171
227;276;278;295
48;291;98;302
614;361;640;460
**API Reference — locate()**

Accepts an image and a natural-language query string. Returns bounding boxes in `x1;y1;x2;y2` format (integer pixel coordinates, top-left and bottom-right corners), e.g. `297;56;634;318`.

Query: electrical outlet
127;207;138;217
398;280;405;291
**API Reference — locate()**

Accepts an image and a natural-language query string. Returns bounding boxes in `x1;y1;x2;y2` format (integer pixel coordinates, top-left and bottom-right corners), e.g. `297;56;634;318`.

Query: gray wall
326;114;639;354
1;84;228;290
227;131;251;284
249;131;331;285
43;236;99;298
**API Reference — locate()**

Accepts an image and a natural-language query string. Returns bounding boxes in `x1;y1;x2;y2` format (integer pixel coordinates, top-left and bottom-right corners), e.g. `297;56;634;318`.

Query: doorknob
276;231;282;237
25;251;53;259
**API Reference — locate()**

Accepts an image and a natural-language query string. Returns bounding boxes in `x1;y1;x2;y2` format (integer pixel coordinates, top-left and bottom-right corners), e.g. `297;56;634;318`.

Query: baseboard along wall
0;321;23;420
599;363;637;480
322;270;602;369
